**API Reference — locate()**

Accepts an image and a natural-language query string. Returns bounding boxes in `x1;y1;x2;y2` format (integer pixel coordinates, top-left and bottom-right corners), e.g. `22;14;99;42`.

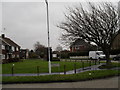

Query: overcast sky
1;0;119;50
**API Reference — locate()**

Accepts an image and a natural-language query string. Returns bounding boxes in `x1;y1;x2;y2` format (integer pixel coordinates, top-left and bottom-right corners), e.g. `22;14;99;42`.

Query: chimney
2;34;5;38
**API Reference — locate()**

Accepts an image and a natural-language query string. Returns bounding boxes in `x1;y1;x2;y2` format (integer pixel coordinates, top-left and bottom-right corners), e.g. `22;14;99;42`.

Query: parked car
113;54;120;61
89;51;105;60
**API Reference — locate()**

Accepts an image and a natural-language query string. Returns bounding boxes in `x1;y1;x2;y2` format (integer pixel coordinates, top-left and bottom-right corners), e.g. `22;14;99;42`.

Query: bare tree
58;2;120;65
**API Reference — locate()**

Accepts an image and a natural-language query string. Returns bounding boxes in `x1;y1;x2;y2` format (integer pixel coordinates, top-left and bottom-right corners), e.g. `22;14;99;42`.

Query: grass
2;70;120;84
2;59;95;74
98;62;120;69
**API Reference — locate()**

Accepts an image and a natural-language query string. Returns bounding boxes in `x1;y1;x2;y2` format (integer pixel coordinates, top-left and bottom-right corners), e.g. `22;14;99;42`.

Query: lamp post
45;0;51;74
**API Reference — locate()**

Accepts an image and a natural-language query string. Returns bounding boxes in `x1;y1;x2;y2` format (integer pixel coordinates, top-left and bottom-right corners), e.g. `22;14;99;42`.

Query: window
2;54;5;59
75;46;79;50
2;45;5;50
80;45;84;49
12;55;15;58
12;46;14;51
7;55;9;59
17;55;19;58
16;47;19;51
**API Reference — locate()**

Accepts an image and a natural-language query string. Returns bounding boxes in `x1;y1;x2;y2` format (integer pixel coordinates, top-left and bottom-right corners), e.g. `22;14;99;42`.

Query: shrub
52;57;60;61
110;49;120;55
2;58;21;64
60;53;69;59
69;51;89;56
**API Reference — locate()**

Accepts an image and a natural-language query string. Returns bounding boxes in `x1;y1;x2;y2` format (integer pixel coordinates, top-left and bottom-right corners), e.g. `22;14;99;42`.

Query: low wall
70;56;89;59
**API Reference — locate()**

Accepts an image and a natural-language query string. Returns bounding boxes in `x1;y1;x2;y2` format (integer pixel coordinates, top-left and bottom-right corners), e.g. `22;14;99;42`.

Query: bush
60;53;69;59
69;51;89;56
110;49;120;55
2;58;21;64
52;57;60;61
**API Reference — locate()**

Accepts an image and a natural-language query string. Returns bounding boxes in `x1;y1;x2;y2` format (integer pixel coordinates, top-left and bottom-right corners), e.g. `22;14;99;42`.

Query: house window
0;54;1;60
2;45;5;50
7;55;9;59
75;46;79;50
17;55;19;58
16;47;19;51
12;55;15;58
12;46;14;51
2;54;5;59
5;45;9;50
80;45;84;49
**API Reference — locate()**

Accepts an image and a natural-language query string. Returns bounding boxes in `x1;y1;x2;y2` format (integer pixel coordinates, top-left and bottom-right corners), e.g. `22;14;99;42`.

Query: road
2;76;119;88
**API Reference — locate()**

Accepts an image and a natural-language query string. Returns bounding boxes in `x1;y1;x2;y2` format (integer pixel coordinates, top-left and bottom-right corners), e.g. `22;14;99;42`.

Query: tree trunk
104;49;111;65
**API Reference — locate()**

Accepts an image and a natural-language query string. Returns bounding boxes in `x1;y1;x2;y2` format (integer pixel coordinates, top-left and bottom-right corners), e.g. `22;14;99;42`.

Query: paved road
2;76;119;88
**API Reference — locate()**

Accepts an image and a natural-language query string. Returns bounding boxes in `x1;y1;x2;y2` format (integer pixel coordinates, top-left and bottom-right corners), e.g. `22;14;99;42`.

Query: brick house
0;34;21;63
20;49;29;59
70;33;120;53
111;34;120;50
70;39;97;52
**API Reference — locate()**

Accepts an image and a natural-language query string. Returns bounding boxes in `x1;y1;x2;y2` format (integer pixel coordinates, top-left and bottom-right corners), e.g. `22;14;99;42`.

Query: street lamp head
45;0;48;5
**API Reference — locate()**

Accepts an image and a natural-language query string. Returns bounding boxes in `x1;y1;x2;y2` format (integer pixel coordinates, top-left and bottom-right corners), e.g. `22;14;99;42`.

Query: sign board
52;54;57;58
51;63;60;67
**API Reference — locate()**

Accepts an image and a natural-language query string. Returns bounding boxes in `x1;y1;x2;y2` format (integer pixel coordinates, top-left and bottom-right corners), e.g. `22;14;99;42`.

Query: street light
45;0;51;74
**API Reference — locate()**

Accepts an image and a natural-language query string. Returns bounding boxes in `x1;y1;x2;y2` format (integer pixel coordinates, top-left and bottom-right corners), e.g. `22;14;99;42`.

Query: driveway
2;76;119;88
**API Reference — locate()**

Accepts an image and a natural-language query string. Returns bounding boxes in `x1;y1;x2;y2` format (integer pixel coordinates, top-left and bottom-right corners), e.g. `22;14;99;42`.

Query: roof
1;36;20;48
70;39;91;47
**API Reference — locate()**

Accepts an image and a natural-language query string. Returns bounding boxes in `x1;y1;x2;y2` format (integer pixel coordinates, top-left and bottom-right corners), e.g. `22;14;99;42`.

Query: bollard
87;59;88;62
98;59;100;64
74;64;76;74
12;64;14;76
64;65;66;75
12;66;14;76
82;62;84;70
81;60;82;62
89;61;91;67
37;66;39;76
89;61;91;70
95;60;96;65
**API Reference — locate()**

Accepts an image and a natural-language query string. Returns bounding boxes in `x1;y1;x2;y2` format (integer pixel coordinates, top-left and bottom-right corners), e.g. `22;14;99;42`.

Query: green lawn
2;59;95;74
2;70;120;84
99;62;120;69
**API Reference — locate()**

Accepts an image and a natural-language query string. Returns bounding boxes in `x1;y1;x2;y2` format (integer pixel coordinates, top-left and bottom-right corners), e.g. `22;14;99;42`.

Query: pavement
1;63;105;76
2;76;119;88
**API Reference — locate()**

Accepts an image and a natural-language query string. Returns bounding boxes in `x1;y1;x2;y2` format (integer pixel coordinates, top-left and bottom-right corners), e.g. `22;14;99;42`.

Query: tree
29;50;38;59
58;2;120;65
55;45;63;52
34;41;47;58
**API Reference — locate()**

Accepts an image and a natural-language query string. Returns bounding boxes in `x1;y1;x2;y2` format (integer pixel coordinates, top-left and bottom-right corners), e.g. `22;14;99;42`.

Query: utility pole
45;0;51;74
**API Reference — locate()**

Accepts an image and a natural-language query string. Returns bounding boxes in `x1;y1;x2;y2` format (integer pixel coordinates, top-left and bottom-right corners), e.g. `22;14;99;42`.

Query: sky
0;0;119;51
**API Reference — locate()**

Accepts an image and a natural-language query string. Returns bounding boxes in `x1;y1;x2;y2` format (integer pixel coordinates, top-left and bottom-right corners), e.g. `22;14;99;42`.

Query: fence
8;60;100;76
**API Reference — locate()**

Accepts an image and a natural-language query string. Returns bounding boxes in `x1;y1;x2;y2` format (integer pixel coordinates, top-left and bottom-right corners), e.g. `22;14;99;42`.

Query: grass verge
98;62;120;69
2;70;120;84
2;59;95;74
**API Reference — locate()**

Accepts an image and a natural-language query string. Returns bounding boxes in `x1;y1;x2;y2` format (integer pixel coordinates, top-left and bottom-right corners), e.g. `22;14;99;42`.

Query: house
0;38;2;64
70;39;97;52
111;34;120;50
70;33;120;53
0;34;21;63
20;49;29;59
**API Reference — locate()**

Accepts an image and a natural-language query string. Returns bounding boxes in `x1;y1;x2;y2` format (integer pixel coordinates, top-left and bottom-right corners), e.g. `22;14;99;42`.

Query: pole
45;0;51;74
